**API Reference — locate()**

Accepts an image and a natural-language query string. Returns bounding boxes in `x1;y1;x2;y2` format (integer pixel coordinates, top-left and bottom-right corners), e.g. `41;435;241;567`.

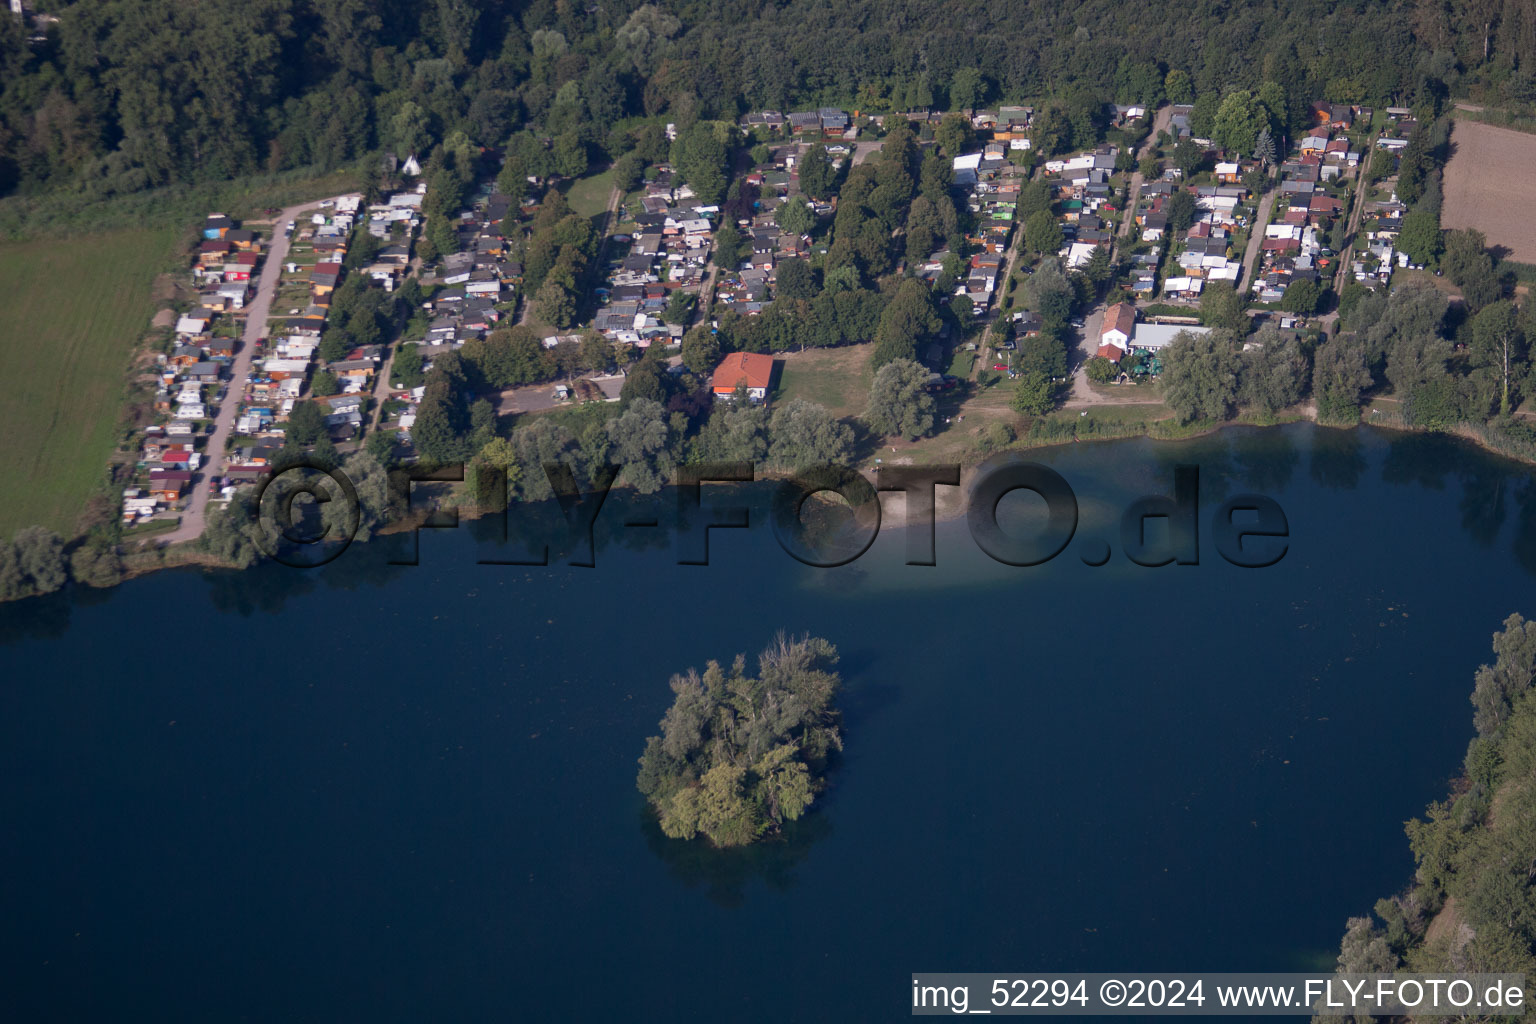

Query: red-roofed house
1095;343;1124;364
1100;302;1136;352
711;351;776;402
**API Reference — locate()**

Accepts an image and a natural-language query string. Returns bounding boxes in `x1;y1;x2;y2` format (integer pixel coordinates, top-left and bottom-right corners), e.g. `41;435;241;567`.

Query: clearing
563;167;616;220
0;228;177;539
775;343;875;419
1442;119;1536;262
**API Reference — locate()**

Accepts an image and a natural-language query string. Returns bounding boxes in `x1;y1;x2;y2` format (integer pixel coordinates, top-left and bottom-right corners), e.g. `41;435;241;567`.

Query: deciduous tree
767;400;853;468
864;358;935;439
1161;329;1241;422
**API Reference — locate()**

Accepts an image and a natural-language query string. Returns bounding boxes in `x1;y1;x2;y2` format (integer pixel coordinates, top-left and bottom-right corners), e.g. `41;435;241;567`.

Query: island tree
637;634;843;847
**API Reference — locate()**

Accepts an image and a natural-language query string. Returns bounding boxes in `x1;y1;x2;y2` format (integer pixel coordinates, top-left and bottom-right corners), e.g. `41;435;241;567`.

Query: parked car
992;363;1009;372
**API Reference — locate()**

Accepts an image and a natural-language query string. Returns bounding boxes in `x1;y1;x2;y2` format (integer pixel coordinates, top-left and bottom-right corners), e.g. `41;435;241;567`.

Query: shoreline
8;413;1536;602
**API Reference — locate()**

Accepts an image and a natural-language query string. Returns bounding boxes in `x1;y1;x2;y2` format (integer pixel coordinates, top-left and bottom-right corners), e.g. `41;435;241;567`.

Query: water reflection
10;426;1536;632
1380;431;1534;556
0;585;73;646
1308;427;1367;490
640;804;833;908
1230;427;1300;494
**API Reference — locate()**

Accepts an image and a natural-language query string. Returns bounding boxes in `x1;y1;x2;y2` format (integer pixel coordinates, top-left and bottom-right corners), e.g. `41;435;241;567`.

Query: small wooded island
637;633;843;847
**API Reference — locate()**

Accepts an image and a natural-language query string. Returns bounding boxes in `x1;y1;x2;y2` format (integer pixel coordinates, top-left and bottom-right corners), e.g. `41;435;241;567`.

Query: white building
1133;323;1213;352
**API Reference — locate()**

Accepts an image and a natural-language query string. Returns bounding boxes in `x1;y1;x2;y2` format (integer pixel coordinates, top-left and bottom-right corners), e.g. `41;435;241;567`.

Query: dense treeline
1314;614;1536;1015
400;324;864;500
1;1;1531;207
1159;270;1536;431
637;633;843;847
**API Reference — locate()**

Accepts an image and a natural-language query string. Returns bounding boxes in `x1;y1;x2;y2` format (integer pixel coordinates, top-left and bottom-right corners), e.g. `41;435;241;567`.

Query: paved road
370;347;397;431
849;139;884;166
490;382;560;416
158;196;343;546
690;262;718;331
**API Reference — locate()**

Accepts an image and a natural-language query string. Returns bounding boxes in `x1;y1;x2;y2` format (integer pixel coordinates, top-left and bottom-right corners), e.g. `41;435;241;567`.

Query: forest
637;633;843;847
1;1;1534;216
1315;613;1536;1015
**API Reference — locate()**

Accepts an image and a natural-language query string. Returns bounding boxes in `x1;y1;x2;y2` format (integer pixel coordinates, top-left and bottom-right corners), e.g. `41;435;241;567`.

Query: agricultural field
1442;119;1536;262
0;229;176;539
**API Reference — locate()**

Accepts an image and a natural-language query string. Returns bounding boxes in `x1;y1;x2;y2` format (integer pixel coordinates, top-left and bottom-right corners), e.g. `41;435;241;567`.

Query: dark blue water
2;424;1532;1021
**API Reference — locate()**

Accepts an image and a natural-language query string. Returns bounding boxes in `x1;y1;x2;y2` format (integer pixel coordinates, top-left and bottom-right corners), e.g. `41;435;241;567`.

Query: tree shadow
846;419;885;467
1230;425;1300;493
1512;478;1536;577
1381;432;1460;490
1457;463;1509;548
0;585;74;647
1308;427;1368;490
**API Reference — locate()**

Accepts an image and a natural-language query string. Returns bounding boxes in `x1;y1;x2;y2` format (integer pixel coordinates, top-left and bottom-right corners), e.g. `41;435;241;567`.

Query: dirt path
970;229;1029;381
1333;132;1378;294
370;347;396;431
968;161;1040;382
1240;190;1277;294
1118;105;1174;241
158;196;343;546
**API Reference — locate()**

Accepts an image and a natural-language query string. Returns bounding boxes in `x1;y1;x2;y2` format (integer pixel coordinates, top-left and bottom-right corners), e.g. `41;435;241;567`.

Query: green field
563;167;616;219
775;343;875;419
0;228;176;538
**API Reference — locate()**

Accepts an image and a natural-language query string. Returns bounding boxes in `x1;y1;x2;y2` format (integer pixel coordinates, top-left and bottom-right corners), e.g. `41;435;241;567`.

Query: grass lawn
774;344;874;419
1053;400;1172;424
564;167;616;220
0;228;176;539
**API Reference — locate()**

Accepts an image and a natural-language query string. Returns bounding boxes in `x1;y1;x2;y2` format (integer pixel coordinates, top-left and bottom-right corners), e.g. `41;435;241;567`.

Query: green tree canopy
864;358;936;440
1199;282;1248;332
798;144;836;200
1238;325;1310;416
1010;371;1055;415
774;195;816;237
767;399;853;469
1161;328;1241;422
871;279;940;369
1024;209;1064;257
637;634;843;847
1312;335;1373;423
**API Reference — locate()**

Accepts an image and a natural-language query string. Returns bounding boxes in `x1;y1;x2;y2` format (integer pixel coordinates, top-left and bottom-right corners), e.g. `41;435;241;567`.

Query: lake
2;423;1533;1021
